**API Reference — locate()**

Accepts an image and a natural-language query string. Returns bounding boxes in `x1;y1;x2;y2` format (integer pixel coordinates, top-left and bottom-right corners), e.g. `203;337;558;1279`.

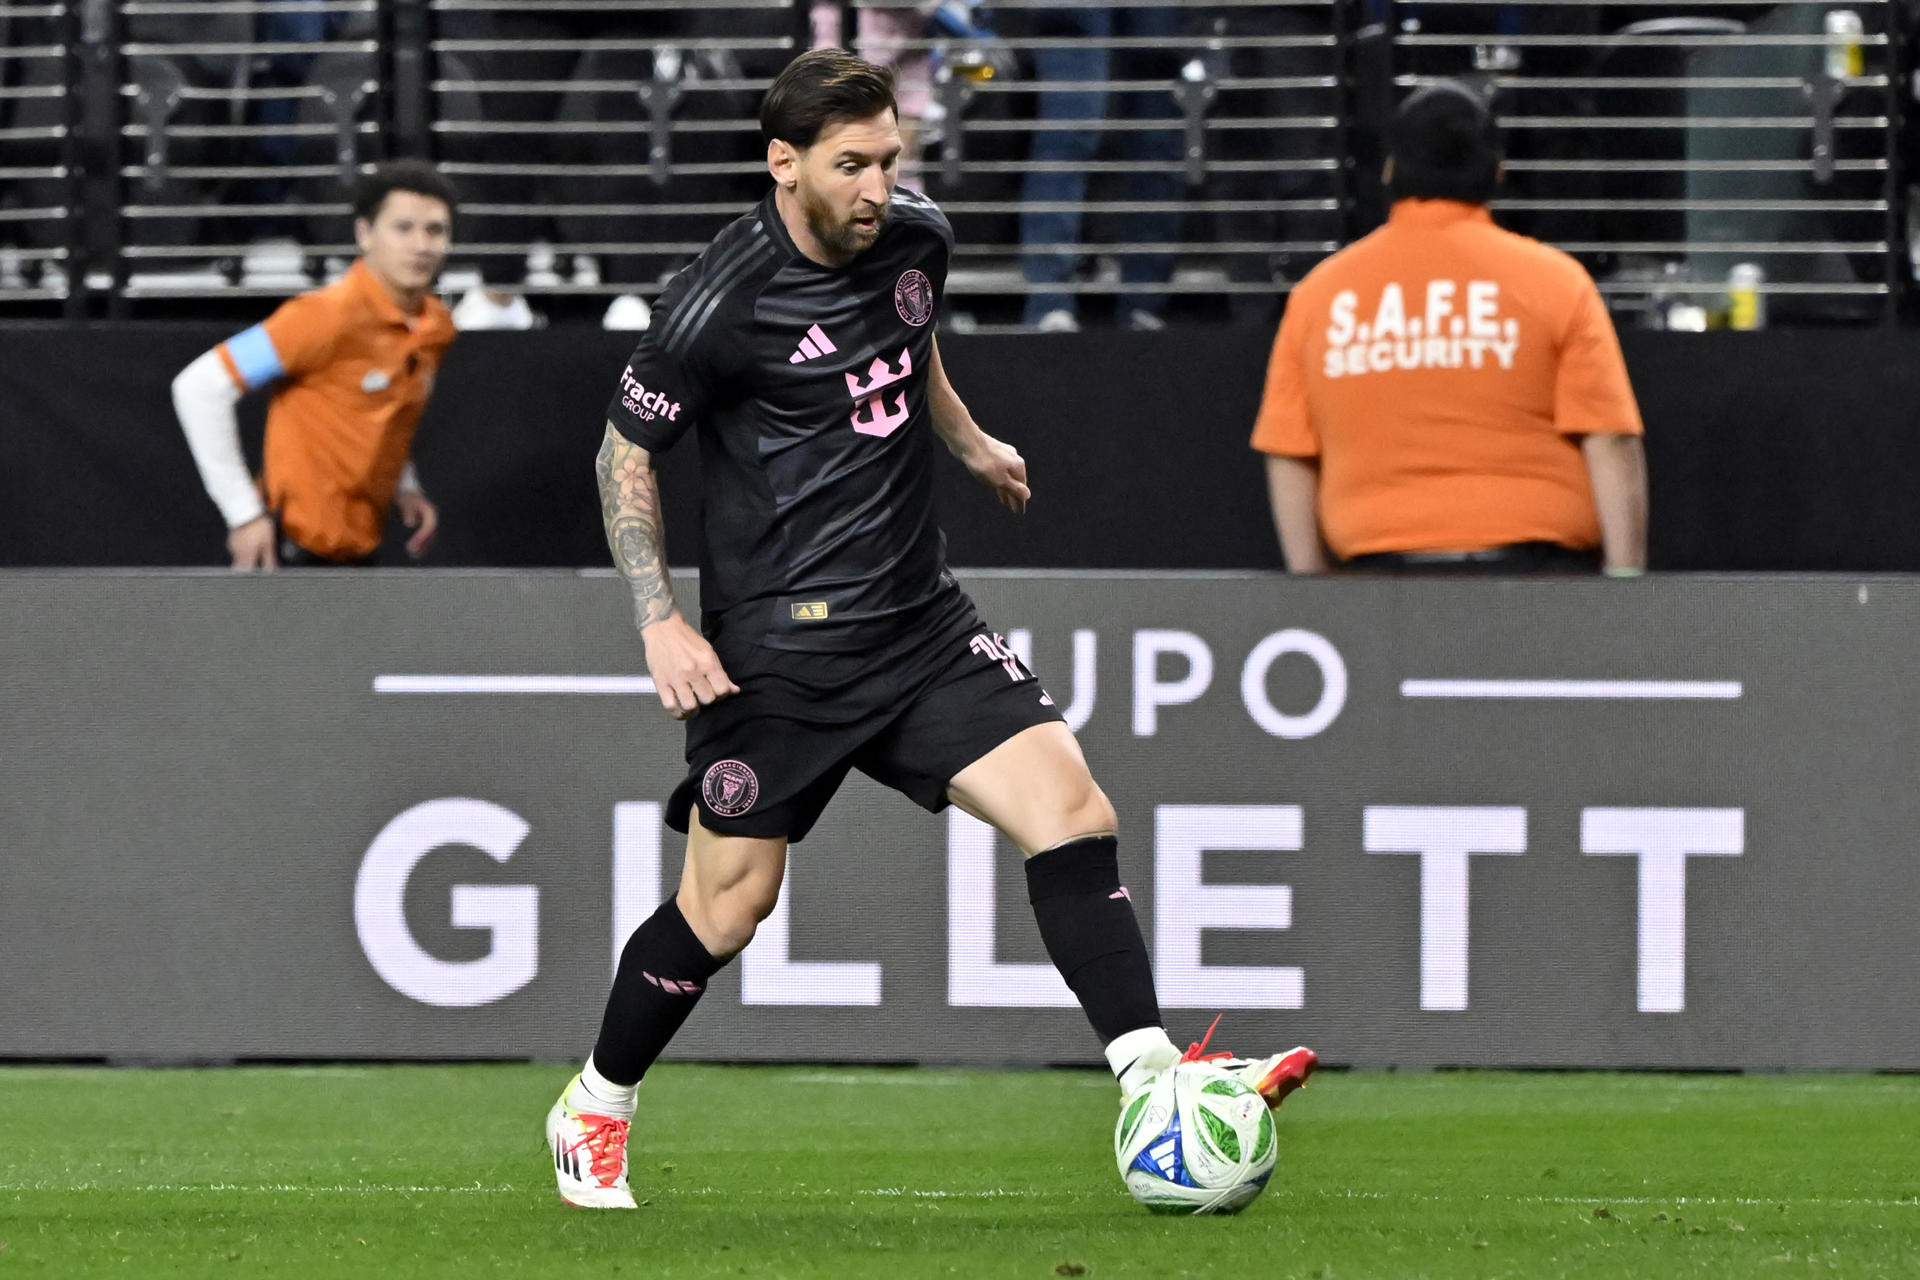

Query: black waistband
273;515;377;568
708;577;972;655
277;536;376;568
1342;542;1600;574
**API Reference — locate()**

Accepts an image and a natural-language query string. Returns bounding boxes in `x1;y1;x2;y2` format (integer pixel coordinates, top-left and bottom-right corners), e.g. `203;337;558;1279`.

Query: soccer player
546;49;1316;1210
171;160;457;568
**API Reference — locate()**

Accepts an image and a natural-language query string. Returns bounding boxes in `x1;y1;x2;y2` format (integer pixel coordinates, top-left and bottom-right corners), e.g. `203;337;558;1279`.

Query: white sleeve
171;349;266;529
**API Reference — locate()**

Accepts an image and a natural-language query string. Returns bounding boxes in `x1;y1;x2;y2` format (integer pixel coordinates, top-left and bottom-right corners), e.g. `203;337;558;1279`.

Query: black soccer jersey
607;186;961;652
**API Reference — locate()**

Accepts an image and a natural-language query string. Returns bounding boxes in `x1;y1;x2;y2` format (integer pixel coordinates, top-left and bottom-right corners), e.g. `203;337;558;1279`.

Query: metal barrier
0;1;75;308
1387;0;1900;324
114;0;380;299
0;0;1909;324
854;0;1349;327
424;0;792;305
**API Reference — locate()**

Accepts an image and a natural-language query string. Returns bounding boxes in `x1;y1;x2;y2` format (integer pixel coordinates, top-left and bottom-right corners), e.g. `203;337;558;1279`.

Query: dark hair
1387;82;1502;205
760;48;897;148
350;159;458;224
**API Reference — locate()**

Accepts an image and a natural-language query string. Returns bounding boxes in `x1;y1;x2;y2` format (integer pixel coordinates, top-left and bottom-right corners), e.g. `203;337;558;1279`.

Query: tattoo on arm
595;422;677;628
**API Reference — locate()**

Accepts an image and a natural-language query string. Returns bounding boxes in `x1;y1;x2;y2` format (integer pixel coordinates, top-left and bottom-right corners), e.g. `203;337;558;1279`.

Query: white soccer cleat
545;1076;636;1209
1178;1016;1319;1110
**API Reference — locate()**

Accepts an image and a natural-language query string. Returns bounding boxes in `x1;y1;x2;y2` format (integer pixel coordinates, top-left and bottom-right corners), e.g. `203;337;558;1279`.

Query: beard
801;185;888;261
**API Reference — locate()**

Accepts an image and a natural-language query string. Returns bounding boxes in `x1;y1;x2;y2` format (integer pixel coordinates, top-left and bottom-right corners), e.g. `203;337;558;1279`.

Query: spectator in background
1251;83;1647;574
1201;3;1335;327
437;9;776;332
1018;7;1185;331
435;9;634;331
170;161;457;569
249;0;343;237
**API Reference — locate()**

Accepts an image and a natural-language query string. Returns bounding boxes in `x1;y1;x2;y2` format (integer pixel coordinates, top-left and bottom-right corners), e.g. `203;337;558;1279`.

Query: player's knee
1061;780;1118;842
691;869;782;955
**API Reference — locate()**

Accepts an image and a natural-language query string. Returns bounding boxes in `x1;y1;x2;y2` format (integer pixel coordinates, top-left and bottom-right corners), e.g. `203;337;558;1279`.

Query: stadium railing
114;0;381;301
852;0;1350;329
0;0;77;312
0;0;1908;325
423;0;794;310
1383;0;1901;324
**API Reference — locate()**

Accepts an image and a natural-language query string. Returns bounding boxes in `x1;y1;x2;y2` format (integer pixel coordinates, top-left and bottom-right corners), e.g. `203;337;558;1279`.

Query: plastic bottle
1727;263;1766;330
1825;10;1864;80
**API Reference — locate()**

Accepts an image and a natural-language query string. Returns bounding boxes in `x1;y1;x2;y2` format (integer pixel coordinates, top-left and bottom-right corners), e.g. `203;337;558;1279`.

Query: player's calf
1026;835;1162;1045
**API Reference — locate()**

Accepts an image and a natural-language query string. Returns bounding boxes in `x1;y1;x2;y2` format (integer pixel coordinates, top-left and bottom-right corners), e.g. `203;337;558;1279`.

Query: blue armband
224;324;285;389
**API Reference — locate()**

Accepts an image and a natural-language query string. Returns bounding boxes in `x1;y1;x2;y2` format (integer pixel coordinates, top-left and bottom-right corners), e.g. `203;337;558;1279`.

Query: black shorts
666;592;1066;842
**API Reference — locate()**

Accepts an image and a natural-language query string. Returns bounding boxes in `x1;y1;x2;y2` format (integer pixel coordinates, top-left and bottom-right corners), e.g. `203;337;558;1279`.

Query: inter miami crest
702;759;760;817
894;269;934;327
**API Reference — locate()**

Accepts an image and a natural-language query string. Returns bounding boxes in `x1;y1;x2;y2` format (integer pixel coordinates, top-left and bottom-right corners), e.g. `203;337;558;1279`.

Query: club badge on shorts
702;759;759;817
894;269;934;327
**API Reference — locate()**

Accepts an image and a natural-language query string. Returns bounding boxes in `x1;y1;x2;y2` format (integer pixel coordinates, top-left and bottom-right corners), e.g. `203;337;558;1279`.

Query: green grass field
3;1064;1917;1278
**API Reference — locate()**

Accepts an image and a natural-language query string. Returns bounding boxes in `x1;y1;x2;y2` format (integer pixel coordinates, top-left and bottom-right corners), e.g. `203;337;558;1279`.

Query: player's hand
398;489;439;559
640;612;740;720
227;515;278;572
962;431;1030;514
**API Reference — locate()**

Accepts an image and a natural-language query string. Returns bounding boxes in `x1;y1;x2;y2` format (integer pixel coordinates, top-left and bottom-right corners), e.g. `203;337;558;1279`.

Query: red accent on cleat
1249;1046;1319;1108
1180;1013;1231;1064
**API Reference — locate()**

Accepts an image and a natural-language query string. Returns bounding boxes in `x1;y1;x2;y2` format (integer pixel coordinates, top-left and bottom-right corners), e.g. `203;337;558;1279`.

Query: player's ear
767;138;801;190
353;216;374;255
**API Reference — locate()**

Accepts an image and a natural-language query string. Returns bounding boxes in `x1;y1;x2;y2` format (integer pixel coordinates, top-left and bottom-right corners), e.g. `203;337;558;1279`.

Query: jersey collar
1387;198;1493;228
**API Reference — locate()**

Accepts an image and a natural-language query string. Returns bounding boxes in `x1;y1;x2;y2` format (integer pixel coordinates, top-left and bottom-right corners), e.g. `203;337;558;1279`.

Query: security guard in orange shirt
171;160;458;568
1252;83;1648;574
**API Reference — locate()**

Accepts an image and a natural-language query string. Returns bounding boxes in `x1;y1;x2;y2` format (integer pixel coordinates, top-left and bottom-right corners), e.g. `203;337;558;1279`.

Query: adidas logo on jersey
788;324;839;364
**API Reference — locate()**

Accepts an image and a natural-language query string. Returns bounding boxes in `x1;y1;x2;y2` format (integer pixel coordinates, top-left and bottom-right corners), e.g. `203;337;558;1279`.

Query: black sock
1025;835;1162;1043
591;898;729;1086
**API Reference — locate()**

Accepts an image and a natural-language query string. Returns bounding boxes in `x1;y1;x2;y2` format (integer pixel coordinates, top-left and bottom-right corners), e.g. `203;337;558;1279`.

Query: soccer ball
1114;1061;1278;1214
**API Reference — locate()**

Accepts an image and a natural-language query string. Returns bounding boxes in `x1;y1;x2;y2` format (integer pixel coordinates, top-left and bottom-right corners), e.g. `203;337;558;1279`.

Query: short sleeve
1554;280;1643;438
1249;295;1319;458
606;271;718;453
215;292;339;390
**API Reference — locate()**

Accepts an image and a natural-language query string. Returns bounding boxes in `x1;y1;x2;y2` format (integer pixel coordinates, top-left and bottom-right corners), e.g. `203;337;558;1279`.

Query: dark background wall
3;323;1916;570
